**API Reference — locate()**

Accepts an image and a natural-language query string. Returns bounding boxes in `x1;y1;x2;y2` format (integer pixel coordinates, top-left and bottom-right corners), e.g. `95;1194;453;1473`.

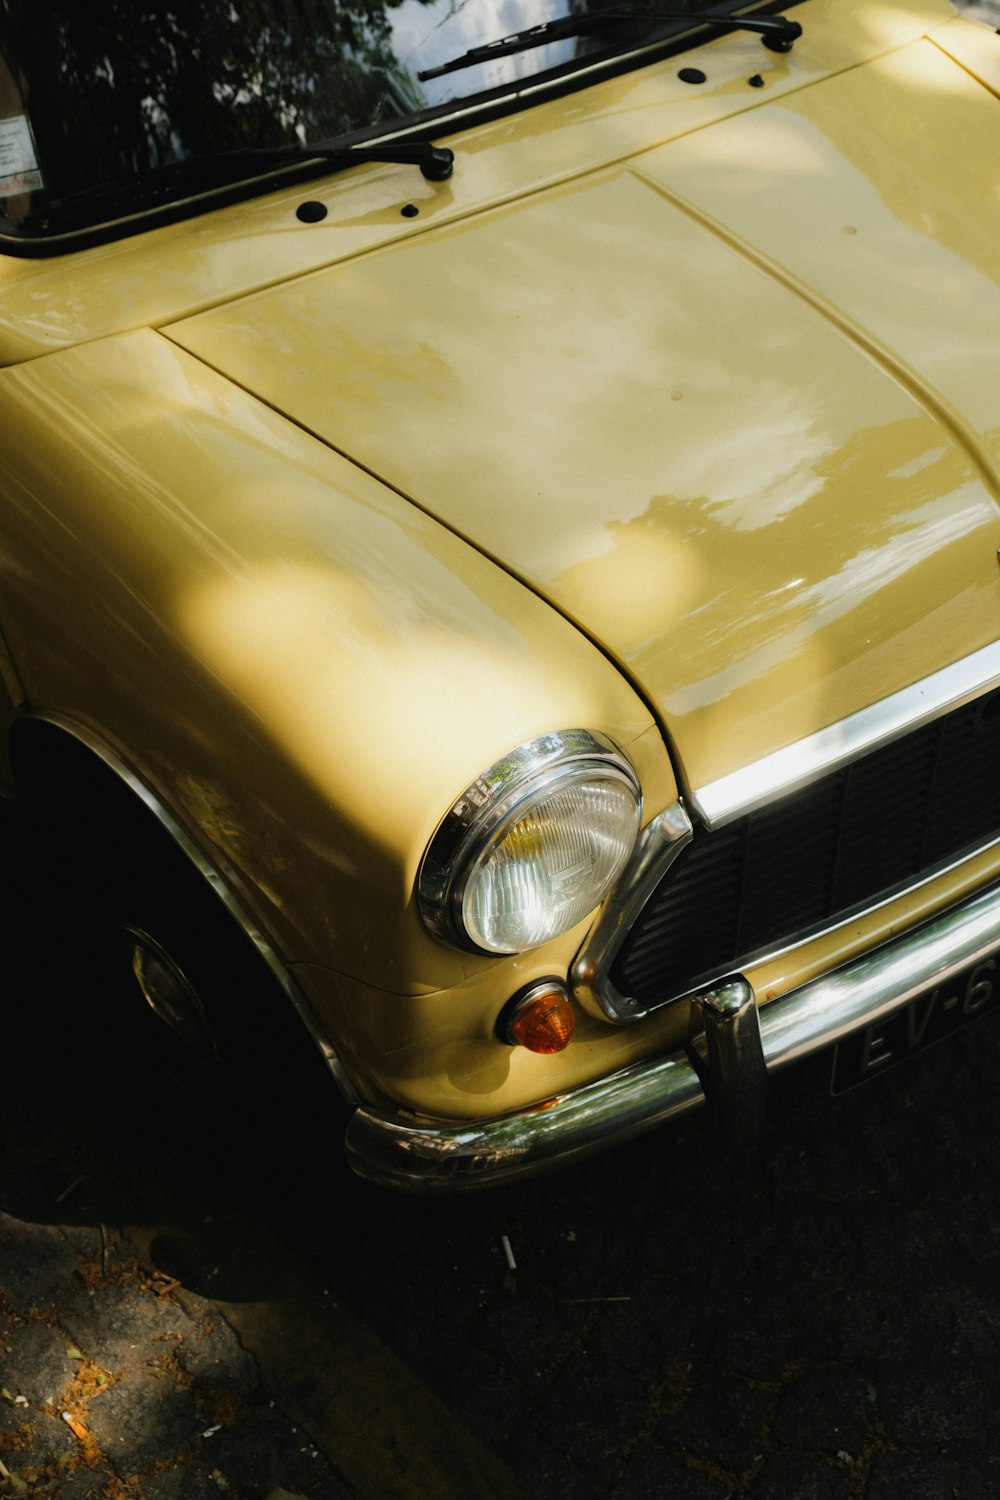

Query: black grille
610;686;1000;1007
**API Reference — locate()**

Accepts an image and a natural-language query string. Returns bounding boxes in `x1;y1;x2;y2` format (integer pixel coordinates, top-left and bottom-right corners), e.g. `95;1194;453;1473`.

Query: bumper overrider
345;878;1000;1191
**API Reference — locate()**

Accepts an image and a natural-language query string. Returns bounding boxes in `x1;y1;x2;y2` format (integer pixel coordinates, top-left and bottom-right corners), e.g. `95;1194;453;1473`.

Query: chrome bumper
345;880;1000;1192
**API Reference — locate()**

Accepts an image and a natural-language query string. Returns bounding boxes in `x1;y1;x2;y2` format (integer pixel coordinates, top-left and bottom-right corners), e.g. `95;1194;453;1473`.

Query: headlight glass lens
462;771;641;954
419;731;642;955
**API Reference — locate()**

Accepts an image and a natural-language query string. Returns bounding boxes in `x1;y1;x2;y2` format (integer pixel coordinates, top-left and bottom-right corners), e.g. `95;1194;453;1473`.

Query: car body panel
0;326;670;1001
933;6;1000;87
167;31;1000;796
0;0;954;363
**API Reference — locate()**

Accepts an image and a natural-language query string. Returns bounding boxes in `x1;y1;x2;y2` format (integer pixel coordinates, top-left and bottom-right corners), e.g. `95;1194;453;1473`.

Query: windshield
0;0;747;243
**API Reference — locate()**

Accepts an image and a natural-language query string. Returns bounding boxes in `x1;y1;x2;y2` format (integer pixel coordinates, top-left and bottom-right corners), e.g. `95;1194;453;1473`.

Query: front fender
0;327;674;998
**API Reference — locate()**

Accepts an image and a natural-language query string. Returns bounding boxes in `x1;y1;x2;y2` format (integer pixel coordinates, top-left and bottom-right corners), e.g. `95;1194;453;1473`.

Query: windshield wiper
22;138;454;233
418;8;801;81
214;139;456;183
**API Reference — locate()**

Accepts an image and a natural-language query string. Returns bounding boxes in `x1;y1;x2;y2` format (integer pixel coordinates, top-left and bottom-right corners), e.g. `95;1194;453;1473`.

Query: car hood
166;30;1000;803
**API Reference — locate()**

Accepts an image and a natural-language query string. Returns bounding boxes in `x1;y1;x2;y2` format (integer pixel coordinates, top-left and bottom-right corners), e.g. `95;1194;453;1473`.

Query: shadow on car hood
167;35;1000;799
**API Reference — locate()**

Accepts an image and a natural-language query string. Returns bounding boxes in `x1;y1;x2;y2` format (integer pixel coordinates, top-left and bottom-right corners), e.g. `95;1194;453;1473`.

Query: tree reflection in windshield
0;0;429;212
0;0;713;230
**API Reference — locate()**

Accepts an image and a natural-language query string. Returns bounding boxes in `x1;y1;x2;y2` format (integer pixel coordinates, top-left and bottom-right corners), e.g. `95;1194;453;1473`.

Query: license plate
831;955;1000;1095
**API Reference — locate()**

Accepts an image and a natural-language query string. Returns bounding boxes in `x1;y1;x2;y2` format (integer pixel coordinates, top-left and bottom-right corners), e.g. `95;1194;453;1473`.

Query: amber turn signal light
505;981;575;1054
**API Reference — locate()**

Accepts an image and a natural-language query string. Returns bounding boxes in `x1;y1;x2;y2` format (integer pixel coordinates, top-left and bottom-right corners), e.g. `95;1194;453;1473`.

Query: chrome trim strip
571;800;693;1023
22;711;360;1107
690;639;1000;829
345;878;1000;1191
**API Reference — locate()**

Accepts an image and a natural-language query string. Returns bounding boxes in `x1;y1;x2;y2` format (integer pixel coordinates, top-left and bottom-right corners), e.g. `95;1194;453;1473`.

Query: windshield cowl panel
0;0;954;345
0;0;807;246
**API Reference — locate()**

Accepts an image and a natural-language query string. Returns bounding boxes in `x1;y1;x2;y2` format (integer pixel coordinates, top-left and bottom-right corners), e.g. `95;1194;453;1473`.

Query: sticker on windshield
0;115;43;197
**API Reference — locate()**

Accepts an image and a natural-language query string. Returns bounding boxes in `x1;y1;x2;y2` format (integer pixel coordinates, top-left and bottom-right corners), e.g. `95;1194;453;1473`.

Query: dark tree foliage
0;0;426;197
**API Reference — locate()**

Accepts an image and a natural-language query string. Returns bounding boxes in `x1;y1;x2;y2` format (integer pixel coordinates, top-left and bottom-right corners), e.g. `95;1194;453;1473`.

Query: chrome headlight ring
418;729;642;956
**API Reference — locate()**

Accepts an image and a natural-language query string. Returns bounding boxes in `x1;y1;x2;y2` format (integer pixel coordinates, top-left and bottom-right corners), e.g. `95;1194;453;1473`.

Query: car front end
1;0;999;1189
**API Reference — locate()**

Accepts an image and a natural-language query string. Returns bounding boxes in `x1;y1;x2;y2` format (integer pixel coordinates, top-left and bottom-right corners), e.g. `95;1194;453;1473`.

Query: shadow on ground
4;793;1000;1500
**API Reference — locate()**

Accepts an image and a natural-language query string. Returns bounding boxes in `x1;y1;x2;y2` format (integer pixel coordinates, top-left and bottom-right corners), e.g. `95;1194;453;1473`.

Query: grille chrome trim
678;831;1000;1014
571;799;693;1023
574;833;1000;1028
691;639;1000;829
579;652;1000;1026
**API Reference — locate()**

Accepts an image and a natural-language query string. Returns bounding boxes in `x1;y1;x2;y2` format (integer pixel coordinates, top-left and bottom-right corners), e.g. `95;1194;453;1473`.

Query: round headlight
419;730;642;955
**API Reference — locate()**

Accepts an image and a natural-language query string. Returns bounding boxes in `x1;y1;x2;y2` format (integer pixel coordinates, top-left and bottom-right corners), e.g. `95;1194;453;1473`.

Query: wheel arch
9;711;357;1103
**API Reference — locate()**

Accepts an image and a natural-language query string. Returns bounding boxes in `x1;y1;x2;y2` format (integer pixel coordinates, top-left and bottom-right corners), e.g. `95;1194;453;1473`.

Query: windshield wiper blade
244;139;455;182
24;138;454;232
417;8;801;81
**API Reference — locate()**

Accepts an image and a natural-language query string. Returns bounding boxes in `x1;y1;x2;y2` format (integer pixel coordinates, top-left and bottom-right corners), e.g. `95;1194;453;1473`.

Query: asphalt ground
5;785;1000;1500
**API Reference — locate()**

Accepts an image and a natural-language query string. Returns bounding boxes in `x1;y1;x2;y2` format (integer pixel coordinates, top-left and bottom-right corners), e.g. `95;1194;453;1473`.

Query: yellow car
1;0;998;1189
